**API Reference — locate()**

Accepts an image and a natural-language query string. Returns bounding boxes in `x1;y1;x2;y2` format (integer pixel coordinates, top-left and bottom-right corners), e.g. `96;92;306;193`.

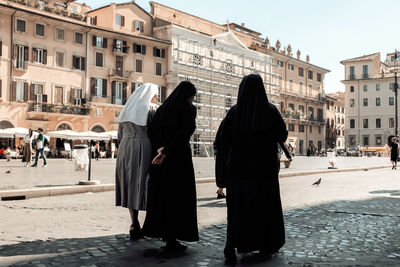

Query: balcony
90;96;127;105
108;68;132;79
27;103;90;116
348;74;356;80
362;73;369;79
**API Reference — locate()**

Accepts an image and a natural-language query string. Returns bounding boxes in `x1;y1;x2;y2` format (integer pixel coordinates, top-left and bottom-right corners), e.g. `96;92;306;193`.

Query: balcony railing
90;96;127;105
349;74;356;80
108;68;132;79
27;103;90;116
362;73;369;79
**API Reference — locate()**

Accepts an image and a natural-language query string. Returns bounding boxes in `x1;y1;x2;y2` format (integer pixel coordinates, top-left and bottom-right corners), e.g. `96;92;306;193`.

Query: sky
77;0;400;93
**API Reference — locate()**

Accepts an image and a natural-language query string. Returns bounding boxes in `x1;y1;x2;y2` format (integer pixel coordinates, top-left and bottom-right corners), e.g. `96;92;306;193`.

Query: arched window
91;125;105;133
57;123;72;131
0;120;14;130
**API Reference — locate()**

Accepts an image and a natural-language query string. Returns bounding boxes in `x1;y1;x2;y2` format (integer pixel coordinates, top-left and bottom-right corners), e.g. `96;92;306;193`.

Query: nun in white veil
115;83;159;240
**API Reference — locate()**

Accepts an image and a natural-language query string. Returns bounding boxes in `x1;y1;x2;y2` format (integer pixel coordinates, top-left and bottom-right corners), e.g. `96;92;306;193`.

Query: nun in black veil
215;74;288;261
143;81;199;251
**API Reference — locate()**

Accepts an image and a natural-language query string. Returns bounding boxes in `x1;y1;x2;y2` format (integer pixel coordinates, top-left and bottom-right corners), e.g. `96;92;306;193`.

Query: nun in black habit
215;74;288;261
142;81;199;251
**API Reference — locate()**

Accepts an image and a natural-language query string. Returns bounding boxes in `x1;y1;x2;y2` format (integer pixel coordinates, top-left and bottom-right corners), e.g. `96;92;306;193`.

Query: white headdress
118;83;159;126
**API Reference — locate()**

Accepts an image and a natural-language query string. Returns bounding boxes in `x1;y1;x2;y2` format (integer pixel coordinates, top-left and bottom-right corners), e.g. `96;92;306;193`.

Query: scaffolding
170;34;279;156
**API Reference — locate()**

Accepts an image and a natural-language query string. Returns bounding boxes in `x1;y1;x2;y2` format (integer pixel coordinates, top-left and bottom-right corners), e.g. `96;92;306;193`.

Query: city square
1;0;400;266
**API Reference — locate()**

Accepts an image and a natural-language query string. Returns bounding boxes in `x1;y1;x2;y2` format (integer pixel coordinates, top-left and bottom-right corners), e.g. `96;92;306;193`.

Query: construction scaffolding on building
168;30;279;156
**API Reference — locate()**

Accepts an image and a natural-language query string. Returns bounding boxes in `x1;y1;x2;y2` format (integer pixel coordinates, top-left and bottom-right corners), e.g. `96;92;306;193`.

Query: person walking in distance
23;129;33;167
389;137;398;170
215;74;287;262
95;142;100;160
115;83;159;240
31;128;47;167
143;81;199;252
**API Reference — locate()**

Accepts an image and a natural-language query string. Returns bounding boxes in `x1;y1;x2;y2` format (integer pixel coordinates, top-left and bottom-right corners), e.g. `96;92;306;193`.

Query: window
363;98;368;107
376;84;380;91
193;54;203;65
115;82;123;105
16;82;25;101
158;86;167;103
317;73;321;82
389;97;394;106
95;108;103;116
54;86;63;104
350;119;356;129
277;60;283;67
38;0;45;10
131;82;142;94
389;118;395;128
350;99;355;107
55;28;65;41
33;84;43;103
350;86;354;92
16;19;26;33
308;70;313;80
55;51;64;67
376;98;381;106
16;45;28;69
298;67;304;77
289;79;293;90
390;83;395;90
95;52;103;67
133;44;146;55
288;124;294;131
362;65;368;78
75;32;83;44
135;20;144;32
155;62;162;76
363;135;369;146
96;79;103;97
114;40;124;52
376;118;381;128
95;36;105;48
349;66;355;79
299;105;304;114
299;125;304;132
91;16;97;25
363;119;368;128
73;56;85;70
363;85;367;92
318;126;321;133
153;47;166;58
116;15;125;26
33;48;45;64
136;59;143;73
288;64;294;71
35;23;45;37
309;125;312;133
350;136;356;146
376;136;382;146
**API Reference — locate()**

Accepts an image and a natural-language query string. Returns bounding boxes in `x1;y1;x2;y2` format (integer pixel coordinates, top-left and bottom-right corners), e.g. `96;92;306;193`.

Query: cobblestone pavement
1;168;400;266
0;156;391;190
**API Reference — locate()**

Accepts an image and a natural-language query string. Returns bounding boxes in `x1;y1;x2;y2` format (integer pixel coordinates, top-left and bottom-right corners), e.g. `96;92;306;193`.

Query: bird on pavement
5;169;11;174
312;178;322;185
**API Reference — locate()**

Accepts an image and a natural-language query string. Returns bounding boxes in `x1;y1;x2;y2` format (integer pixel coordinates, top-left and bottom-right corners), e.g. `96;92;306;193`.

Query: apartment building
0;0;169;141
341;52;397;148
325;92;345;149
150;1;330;155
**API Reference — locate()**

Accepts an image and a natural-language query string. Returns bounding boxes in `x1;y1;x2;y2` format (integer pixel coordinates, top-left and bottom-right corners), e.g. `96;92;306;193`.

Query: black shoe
217;191;226;199
162;241;187;252
31;164;37;167
224;246;236;262
129;225;143;240
392;166;395;170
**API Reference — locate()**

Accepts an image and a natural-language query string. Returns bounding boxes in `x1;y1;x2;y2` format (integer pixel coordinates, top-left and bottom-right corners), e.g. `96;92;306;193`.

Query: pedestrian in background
95;142;100;161
215;74;287;261
389;137;398;170
115;83;159;240
143;81;199;252
31;128;47;167
23;129;33;167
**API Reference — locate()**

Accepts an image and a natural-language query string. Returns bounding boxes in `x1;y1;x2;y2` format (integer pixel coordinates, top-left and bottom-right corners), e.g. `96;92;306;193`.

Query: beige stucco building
0;0;169;150
325;92;345;149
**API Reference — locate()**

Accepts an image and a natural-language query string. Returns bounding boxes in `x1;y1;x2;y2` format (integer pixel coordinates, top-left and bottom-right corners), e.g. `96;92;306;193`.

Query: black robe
215;103;288;253
142;103;199;242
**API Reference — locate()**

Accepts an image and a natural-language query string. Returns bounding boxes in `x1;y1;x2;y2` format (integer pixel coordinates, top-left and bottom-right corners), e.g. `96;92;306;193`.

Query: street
1;167;400;266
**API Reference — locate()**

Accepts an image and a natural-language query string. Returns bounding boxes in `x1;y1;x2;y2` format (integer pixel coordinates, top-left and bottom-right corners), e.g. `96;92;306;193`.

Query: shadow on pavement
1;197;400;266
369;189;400;196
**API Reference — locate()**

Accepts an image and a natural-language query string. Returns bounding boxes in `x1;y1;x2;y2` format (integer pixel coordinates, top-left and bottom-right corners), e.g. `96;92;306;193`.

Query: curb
0;165;391;200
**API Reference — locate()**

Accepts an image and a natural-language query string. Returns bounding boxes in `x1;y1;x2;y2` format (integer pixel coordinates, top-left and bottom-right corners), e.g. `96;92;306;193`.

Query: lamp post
395;50;398;137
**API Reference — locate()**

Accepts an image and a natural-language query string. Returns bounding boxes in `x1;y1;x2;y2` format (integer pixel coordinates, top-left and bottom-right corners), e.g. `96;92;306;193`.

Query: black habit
142;81;199;242
215;74;288;254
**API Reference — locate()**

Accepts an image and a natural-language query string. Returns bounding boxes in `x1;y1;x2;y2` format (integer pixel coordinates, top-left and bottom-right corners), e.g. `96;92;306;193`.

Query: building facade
341;52;397;148
150;1;330;155
325;92;345;149
0;0;169;148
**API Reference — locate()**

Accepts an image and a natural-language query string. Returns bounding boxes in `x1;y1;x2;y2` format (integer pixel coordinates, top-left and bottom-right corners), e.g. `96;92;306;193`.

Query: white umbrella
74;131;110;141
103;130;118;139
47;130;80;140
0;129;14;138
0;127;28;138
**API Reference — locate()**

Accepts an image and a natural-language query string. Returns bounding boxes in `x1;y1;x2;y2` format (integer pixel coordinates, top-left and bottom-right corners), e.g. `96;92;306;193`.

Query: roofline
0;2;170;45
267;49;330;73
116;1;152;17
339;52;380;64
222;22;262;36
86;4;110;14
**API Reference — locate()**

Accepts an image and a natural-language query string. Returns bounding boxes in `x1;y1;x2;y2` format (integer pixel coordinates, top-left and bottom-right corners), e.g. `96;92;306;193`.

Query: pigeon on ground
5;169;11;174
312;178;322;185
